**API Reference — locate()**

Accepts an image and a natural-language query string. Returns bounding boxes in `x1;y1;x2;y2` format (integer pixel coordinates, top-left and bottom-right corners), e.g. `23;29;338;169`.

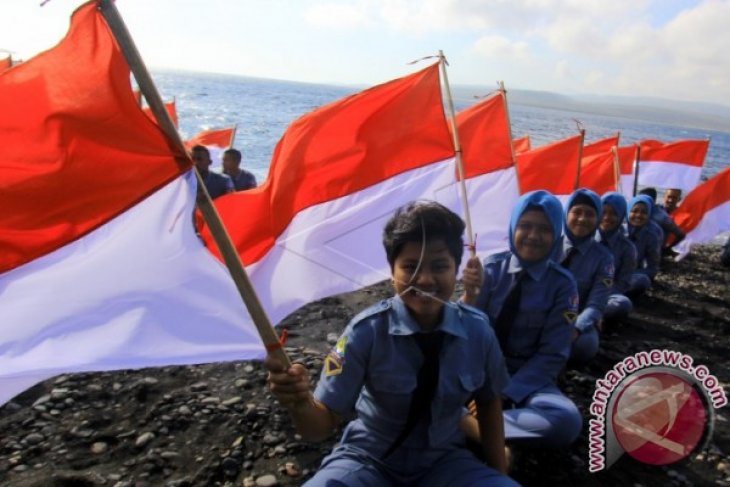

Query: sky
1;0;728;106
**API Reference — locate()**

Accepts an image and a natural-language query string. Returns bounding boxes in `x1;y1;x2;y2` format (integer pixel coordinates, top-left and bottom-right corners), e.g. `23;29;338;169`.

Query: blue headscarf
628;195;653;225
564;188;603;243
509;190;564;266
600;192;628;238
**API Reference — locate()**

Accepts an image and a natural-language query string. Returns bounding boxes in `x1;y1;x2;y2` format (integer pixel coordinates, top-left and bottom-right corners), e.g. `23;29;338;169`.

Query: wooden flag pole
575;128;586;190
230;124;238;150
611;146;622;193
98;0;290;367
632;145;641;197
499;81;522;194
438;50;475;258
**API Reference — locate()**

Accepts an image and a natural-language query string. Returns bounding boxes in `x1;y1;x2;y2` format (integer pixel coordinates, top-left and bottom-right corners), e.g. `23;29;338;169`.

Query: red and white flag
454;91;519;255
513;135;531;154
638;139;709;191
185;126;236;169
202;63;457;326
143;99;178;128
579;135;621;195
517;133;583;200
671;167;730;260
0;2;262;405
616;144;639;199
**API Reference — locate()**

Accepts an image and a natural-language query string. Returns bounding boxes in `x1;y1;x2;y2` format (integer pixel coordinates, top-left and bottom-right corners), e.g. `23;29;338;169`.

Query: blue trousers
303;445;519;486
570;325;599;365
503;384;582;448
604;294;633;321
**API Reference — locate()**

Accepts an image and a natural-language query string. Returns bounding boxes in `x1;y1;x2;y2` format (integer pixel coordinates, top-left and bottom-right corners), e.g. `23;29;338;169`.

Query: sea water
152;70;729;196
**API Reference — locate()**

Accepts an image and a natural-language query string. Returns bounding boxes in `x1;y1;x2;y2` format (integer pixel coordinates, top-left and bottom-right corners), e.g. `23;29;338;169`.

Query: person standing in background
192;145;234;199
223;148;257;191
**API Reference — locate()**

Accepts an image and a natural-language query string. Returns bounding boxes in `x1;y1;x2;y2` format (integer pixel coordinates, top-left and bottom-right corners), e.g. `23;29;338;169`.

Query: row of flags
1;1;727;404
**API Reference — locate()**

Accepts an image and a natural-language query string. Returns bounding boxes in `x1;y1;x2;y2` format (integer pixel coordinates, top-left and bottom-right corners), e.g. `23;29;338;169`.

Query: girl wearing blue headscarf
597;192;638;321
626;194;662;297
558;189;615;366
462;190;582;448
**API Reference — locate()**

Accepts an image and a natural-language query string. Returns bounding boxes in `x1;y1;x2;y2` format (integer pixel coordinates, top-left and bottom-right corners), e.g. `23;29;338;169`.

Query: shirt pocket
366;373;417;418
439;370;485;412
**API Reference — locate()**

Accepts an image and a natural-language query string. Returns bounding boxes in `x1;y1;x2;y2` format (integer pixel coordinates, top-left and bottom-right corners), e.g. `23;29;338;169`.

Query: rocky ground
1;246;728;487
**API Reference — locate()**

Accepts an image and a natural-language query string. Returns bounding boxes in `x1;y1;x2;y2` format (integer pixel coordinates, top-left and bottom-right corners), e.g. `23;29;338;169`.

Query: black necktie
382;331;444;459
493;271;525;351
561;247;579;269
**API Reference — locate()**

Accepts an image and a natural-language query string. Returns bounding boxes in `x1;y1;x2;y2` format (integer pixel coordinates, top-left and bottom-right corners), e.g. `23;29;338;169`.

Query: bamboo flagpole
575;128;586;190
98;0;290;367
437;51;475;258
230;124;238;150
632;145;641;197
611;146;622;194
498;81;522;194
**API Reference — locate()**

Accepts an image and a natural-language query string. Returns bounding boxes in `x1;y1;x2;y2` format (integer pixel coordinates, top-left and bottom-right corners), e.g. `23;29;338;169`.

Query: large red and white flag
638;139;709;191
0;2;262;405
143;99;178;128
513;135;531;154
202;63;456;326
579;135;621;195
671;167;730;260
517;133;583;200
185;126;236;170
454;91;519;255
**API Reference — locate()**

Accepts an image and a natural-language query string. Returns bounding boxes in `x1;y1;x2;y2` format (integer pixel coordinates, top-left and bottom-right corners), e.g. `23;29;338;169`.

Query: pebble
285;462;301;478
32;395;51;407
262;434;280;446
326;333;338;345
223;396;242;406
255;474;278;487
243;477;256;487
190;382;208;392
221;457;240;477
91;442;108;454
25;433;45;445
719;463;729;473
135;432;156;448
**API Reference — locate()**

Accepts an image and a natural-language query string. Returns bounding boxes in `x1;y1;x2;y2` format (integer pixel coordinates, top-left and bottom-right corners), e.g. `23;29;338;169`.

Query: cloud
474;35;531;61
304;3;371;29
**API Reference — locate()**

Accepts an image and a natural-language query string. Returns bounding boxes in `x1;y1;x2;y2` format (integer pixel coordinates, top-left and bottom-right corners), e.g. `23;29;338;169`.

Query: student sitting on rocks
462;190;582;449
559;189;615;366
597;192;638;322
265;201;517;487
626;195;663;298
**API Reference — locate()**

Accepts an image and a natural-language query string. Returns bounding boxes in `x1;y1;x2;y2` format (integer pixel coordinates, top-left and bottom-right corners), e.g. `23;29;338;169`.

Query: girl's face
391;239;456;330
566;203;598;238
514;209;554;263
629;202;649;227
600;204;621;233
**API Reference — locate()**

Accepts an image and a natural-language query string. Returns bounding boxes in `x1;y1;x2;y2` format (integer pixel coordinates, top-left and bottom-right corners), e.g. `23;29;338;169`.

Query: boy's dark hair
638;187;657;202
191;144;210;156
383;201;465;270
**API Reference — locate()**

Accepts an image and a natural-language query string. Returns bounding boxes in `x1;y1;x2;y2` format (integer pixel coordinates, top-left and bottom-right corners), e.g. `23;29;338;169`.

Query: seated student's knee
570;327;599;365
605;294;632;320
534;396;582;447
304;450;390;487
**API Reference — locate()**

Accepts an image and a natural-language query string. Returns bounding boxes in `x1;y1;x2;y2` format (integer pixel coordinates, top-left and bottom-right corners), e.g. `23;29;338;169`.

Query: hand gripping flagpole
97;0;291;368
437;51;476;258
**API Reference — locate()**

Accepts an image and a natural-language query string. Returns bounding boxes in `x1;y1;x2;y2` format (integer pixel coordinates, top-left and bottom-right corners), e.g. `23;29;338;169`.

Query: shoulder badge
564;311;578;324
324;352;343;377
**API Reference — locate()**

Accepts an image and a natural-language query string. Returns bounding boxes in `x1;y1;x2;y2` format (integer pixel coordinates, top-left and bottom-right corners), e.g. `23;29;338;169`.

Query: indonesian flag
517;133;583;199
671;167;730;260
0;2;262;405
143;99;178;128
185;126;236;170
579;135;621;195
454;91;519;255
638;139;709;191
0;56;10;72
616;144;639;199
513;135;531;154
202;63;457;326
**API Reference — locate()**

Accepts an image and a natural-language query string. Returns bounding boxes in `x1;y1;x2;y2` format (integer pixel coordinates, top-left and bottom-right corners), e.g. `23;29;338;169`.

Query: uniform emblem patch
564;311;578;324
335;336;347;356
603;278;614;287
324;352;343;377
